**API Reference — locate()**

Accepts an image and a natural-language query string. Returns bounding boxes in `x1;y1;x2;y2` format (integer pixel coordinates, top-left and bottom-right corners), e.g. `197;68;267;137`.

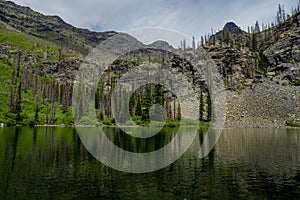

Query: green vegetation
127;117;181;127
0;26;75;126
198;121;211;129
0;28;59;55
286;121;300;127
101;118;116;126
294;79;300;86
258;53;268;75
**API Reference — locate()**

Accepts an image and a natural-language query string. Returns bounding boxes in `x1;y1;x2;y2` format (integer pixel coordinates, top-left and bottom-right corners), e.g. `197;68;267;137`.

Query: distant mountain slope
214;22;247;39
0;0;118;54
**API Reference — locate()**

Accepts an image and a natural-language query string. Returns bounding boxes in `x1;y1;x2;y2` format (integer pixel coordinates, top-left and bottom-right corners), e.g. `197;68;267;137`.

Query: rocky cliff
204;19;300;126
263;16;300;85
207;17;300;88
0;0;299;126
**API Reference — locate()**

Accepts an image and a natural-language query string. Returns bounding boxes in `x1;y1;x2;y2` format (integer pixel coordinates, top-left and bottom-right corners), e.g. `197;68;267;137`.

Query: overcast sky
11;0;296;43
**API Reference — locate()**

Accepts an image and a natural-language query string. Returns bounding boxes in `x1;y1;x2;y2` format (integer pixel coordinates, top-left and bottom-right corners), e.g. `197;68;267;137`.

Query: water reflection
76;126;197;173
0;127;299;199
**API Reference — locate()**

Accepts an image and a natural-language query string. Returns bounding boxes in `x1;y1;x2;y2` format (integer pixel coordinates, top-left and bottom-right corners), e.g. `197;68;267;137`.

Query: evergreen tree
154;84;164;106
135;96;142;116
254;21;260;33
141;85;153;122
192;36;196;50
16;81;22;122
207;91;212;121
252;34;258;52
176;103;181;120
199;90;204;121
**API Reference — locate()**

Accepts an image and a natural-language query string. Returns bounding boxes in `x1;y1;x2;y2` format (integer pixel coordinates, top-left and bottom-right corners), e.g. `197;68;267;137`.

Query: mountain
211;22;247;42
204;15;300;127
0;0;118;55
0;0;180;126
0;0;299;127
223;22;246;35
147;40;176;51
207;16;300;87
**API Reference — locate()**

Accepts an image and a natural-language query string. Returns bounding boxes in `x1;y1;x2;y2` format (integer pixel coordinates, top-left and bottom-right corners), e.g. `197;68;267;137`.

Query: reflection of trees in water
103;127;178;153
0;128;299;199
1;127;20;199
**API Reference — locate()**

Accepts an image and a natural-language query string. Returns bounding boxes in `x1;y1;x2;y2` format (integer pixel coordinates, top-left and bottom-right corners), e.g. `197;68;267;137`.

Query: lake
0;127;299;199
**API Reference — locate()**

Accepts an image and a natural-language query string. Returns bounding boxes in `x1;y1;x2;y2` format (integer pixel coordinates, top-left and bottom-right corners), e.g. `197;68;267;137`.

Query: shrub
286;121;300;127
294;79;300;86
102;118;116;126
78;116;97;125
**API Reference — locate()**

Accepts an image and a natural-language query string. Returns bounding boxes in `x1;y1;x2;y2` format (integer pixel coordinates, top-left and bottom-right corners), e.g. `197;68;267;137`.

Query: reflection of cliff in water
0;127;300;199
215;128;300;171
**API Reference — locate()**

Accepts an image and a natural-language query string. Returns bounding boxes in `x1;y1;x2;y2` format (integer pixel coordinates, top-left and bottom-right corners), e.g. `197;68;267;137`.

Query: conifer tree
199;90;204;121
254;21;260;33
192;36;196;50
141;85;153;122
176;103;181;120
207;91;212;121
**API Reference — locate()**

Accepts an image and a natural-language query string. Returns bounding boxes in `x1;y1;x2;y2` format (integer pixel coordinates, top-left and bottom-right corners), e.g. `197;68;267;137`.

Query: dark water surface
0;127;299;199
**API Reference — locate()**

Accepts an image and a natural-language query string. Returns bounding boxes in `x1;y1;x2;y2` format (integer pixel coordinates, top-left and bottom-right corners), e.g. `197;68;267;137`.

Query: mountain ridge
0;0;299;127
0;0;119;54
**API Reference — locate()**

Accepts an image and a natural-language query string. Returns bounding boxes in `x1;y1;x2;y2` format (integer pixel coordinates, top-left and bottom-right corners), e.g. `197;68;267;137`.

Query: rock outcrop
208;46;257;89
263;16;300;85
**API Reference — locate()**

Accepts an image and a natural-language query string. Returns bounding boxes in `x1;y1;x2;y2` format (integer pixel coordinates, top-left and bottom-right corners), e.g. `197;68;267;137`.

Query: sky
11;0;296;46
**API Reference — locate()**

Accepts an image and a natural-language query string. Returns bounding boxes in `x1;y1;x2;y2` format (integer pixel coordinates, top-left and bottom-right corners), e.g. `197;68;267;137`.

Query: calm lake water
0;127;299;200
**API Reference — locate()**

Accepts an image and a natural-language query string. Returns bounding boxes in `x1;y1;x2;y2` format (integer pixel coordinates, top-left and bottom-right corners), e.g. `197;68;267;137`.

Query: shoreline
0;124;299;129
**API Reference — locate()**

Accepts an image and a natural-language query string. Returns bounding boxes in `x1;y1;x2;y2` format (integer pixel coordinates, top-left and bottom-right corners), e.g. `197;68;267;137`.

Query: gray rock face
212;22;247;43
223;22;246;35
263;19;300;84
205;18;300;126
208;46;256;89
108;48;204;89
30;60;82;81
147;40;176;52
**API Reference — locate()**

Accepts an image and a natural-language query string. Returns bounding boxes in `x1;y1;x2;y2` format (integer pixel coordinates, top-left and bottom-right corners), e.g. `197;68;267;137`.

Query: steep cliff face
205;19;300;126
206;17;300;88
208;46;257;89
204;23;256;90
262;14;300;85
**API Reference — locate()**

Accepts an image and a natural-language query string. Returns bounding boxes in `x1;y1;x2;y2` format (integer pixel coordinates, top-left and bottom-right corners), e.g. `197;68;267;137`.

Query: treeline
2;51;74;126
1;44;212;126
76;67;212;126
